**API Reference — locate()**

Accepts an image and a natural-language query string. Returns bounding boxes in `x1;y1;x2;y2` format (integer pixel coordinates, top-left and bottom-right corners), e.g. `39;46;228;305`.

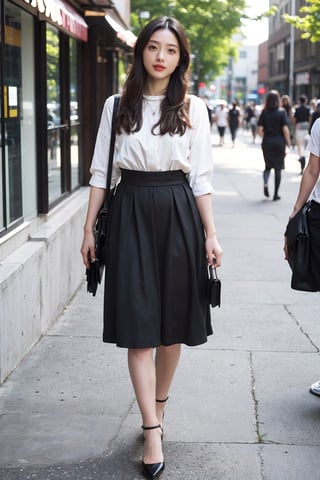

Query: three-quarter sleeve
188;96;214;196
89;95;117;188
307;118;320;157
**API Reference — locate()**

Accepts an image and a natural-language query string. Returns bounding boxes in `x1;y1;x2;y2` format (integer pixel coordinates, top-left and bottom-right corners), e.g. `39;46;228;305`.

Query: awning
56;0;88;41
105;14;136;48
22;0;88;42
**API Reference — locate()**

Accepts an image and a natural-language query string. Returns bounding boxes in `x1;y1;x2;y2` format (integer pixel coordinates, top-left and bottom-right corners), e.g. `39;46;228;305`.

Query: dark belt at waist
120;169;187;186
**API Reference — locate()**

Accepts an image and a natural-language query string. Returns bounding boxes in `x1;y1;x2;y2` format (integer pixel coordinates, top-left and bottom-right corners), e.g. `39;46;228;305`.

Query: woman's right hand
283;208;298;260
80;229;96;269
80;186;107;269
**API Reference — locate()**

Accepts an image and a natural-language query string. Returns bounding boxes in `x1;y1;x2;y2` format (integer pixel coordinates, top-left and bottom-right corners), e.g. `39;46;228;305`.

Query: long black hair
116;17;191;136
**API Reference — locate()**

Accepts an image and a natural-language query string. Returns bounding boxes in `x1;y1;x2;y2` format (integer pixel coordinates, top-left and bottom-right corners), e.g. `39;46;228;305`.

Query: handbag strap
104;95;120;206
301;200;311;235
209;265;219;280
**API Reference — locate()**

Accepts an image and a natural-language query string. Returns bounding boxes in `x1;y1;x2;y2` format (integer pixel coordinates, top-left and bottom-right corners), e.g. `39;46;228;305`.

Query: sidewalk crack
284;305;320;352
250;351;265;480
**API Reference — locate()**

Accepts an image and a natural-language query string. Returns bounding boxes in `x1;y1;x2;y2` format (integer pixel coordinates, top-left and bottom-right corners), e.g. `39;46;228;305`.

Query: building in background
257;41;268;103
212;39;259;105
268;0;320;102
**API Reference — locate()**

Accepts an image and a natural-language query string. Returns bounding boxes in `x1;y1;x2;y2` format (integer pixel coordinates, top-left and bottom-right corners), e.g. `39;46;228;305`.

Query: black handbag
208;265;221;308
86;95;120;296
285;200;317;292
86;258;103;296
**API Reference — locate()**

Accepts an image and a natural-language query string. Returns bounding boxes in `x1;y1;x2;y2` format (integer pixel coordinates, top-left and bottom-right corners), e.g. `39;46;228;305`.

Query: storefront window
0;2;36;230
1;1;85;224
45;26;81;206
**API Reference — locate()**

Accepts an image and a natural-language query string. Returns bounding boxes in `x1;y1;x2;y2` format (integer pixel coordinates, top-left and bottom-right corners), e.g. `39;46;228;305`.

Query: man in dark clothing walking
228;102;241;147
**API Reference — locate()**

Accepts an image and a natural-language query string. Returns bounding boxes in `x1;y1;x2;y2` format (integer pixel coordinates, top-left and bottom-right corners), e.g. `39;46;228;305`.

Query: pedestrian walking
294;95;311;174
201;95;214;129
309;99;320;133
215;103;228;146
228;101;241;147
281;94;294;147
80;16;223;479
284;117;320;398
244;102;257;143
257;90;291;201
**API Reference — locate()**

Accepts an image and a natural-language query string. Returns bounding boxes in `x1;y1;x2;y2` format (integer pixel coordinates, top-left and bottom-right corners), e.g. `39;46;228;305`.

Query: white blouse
89;94;214;197
306;118;320;203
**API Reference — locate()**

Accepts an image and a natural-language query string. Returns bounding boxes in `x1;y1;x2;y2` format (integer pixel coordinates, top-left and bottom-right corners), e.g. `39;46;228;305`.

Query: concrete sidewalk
0;129;320;480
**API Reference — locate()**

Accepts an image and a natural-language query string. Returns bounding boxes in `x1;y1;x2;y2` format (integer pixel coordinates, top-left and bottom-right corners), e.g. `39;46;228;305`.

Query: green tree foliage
131;0;247;82
283;0;320;43
46;27;60;103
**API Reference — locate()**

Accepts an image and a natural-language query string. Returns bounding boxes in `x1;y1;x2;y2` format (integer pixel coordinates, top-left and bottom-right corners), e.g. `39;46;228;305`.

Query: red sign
23;0;88;41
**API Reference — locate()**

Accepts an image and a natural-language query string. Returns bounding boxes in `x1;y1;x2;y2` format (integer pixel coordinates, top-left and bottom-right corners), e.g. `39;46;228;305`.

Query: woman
257;90;291;201
281;94;294;147
215;103;228;146
81;17;222;479
284;117;320;399
228;101;241;147
244;102;258;144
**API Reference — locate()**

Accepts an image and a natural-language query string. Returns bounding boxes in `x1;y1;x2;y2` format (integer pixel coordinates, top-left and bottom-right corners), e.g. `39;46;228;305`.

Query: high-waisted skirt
309;200;320;290
262;136;286;170
103;169;212;348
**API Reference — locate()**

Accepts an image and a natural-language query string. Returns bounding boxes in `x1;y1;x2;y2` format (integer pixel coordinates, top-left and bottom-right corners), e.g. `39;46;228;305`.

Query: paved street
0;127;320;480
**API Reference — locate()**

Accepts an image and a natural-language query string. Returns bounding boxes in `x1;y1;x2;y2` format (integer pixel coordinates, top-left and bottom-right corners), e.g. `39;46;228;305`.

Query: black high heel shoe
141;425;165;479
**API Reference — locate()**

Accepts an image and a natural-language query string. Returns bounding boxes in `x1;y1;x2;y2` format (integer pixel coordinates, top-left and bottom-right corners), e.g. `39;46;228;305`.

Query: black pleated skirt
103;169;212;348
262;136;286;170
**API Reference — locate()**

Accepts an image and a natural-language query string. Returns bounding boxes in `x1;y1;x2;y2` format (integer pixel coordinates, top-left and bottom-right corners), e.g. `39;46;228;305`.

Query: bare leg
298;142;302;158
155;344;181;424
127;348;163;464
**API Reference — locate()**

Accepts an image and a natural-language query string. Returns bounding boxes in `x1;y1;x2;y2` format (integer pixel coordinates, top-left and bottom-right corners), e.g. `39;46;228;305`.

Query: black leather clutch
86;259;104;297
208;265;221;308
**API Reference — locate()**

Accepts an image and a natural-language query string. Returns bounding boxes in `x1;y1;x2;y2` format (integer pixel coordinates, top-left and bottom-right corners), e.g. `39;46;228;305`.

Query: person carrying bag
284;116;320;398
80;16;223;479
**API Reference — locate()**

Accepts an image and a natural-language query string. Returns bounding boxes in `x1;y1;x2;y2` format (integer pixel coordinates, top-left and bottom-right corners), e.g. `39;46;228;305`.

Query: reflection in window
47;24;62;203
3;5;23;225
70;37;79;190
0;2;36;230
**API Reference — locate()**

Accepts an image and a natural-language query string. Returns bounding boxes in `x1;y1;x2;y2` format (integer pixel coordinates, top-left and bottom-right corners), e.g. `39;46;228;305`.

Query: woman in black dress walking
81;16;223;479
257;90;291;201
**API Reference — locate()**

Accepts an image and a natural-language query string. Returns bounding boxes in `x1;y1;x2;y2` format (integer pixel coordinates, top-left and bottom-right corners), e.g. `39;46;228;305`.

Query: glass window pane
20;9;36;220
0;85;3;231
70;37;79;190
70;125;79;189
3;3;23;225
47;24;62;203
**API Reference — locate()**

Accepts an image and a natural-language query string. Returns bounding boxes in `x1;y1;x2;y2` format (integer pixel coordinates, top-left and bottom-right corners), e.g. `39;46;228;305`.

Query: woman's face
142;28;180;85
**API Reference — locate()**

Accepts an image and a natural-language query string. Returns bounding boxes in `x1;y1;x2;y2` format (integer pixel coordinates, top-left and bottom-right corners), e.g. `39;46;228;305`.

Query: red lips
153;65;165;71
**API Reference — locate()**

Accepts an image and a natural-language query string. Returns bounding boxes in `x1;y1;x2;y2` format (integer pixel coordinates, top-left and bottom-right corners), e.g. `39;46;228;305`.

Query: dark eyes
147;44;177;55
